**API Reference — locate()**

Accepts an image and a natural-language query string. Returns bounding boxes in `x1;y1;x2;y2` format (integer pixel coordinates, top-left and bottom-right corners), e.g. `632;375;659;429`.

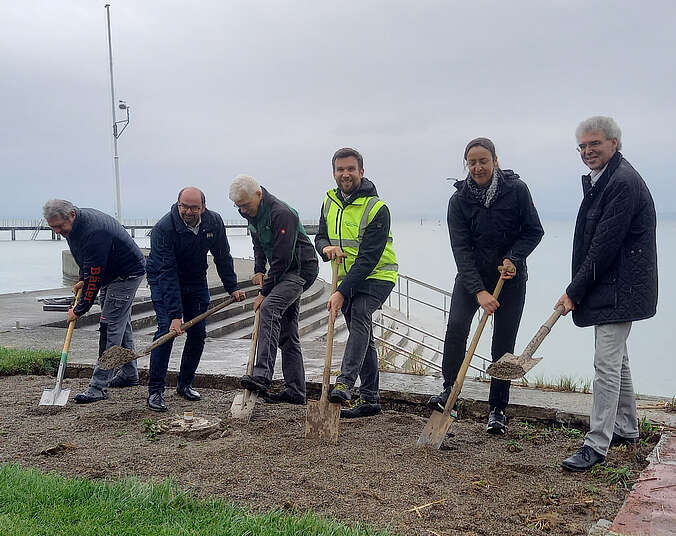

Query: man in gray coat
556;116;658;471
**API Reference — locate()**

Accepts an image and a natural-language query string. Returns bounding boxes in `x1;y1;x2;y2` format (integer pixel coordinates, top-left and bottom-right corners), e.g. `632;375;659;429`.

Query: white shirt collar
590;162;609;186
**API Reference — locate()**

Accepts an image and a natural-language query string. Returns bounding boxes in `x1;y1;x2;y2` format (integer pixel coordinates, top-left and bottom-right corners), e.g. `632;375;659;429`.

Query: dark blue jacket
567;151;658;327
67;208;145;316
448;169;544;295
146;204;239;318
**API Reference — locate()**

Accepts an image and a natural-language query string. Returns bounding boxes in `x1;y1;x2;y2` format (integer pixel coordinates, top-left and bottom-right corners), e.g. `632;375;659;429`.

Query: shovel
230;309;260;422
417;266;512;449
305;260;341;442
486;305;565;380
98;296;237;369
40;288;82;406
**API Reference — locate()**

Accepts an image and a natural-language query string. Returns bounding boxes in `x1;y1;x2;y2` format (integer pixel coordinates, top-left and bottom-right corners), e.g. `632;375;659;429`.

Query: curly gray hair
43;199;76;220
575;116;622;151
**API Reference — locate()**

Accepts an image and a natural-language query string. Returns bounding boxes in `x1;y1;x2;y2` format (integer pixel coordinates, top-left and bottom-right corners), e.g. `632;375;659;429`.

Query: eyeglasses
577;140;603;153
178;203;202;212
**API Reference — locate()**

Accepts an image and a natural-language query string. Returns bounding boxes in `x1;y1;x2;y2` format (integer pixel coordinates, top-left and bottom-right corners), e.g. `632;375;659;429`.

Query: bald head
178;186;205;206
177;186;206;226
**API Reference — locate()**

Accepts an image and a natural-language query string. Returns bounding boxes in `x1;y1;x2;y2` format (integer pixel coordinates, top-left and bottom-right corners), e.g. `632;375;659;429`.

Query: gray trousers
253;274;306;399
336;292;384;402
89;275;143;394
584;322;638;456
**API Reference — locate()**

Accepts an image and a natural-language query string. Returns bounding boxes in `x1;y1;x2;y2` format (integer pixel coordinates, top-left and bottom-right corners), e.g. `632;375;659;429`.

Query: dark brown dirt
0;375;656;536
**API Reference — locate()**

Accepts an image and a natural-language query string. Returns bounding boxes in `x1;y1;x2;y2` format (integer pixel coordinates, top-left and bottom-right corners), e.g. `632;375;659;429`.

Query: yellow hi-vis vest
322;190;398;285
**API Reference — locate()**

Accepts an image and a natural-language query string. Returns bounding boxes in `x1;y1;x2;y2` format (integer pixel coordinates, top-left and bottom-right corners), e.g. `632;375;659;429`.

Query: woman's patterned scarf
466;168;501;208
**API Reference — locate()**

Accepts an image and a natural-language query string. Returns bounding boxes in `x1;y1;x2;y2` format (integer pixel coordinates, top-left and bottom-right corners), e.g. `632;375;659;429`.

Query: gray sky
2;1;675;222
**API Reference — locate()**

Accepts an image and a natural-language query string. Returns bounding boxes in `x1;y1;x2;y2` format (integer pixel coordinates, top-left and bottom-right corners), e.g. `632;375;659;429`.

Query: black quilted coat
566;151;658;327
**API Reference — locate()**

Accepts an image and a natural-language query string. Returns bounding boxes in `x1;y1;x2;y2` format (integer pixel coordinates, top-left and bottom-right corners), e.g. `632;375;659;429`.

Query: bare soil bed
0;375;655;536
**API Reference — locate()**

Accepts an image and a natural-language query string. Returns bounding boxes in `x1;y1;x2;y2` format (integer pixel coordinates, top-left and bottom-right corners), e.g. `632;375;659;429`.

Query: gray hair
229;174;261;202
575;116;623;150
43;199;76;220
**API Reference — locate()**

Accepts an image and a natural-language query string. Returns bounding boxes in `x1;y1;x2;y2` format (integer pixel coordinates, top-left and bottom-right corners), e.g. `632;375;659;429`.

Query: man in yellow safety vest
315;147;398;418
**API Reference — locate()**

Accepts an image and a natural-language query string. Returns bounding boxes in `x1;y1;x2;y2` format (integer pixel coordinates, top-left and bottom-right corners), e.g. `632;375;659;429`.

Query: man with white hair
229;175;318;404
43;199;146;403
557;116;658;471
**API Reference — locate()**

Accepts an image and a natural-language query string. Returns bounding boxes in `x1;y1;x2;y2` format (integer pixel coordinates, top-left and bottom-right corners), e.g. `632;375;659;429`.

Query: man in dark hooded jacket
559;117;658;472
315;147;398;418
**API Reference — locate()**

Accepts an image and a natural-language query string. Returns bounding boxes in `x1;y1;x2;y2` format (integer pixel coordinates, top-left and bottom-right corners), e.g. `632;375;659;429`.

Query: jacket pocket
583;282;617;310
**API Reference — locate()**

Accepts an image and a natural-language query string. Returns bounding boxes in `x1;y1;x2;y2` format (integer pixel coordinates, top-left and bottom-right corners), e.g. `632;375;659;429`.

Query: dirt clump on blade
0;375;657;536
487;360;526;380
98;346;137;369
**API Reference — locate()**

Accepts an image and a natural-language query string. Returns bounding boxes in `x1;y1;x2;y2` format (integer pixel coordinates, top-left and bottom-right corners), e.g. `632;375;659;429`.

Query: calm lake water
1;219;673;397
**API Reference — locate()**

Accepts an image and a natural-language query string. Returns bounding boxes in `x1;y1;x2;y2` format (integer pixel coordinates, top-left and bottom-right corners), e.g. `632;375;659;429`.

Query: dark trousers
442;275;526;411
253;274;307;399
148;284;210;394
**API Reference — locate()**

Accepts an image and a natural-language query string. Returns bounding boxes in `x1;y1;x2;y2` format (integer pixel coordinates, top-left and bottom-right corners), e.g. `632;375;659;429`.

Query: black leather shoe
486;408;507;434
240;375;270;394
109;375;140;388
264;390;306;405
73;390;108;404
610;433;639;447
561;445;605;472
147;391;167;412
176;386;201;401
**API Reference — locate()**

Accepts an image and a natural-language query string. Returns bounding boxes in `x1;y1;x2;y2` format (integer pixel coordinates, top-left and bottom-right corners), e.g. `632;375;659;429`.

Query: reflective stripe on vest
322;191;398;284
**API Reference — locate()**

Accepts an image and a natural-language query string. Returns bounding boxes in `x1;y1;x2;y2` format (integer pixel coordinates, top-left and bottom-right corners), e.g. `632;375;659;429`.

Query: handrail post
406;278;410;320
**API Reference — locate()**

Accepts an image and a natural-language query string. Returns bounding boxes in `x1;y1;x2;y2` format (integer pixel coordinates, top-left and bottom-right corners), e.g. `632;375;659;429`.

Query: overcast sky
1;1;675;222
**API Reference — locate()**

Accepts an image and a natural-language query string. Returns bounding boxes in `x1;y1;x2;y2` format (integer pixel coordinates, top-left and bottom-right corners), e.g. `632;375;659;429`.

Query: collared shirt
590;162;609;186
185;218;201;235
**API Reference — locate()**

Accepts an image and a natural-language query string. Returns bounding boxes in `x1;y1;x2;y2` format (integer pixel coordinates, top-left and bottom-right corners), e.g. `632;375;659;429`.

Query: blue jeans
89;275;144;393
148;284;210;394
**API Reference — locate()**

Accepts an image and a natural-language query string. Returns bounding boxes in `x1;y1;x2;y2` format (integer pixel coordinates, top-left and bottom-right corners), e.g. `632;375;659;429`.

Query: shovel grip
521;305;565;359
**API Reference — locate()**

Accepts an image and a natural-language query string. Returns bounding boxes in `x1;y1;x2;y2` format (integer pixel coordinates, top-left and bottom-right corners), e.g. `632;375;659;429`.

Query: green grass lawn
0;465;392;536
0;347;60;376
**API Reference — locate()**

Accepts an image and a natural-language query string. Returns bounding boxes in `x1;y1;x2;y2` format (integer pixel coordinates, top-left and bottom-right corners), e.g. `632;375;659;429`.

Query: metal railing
388;273;452;321
379;273;491;377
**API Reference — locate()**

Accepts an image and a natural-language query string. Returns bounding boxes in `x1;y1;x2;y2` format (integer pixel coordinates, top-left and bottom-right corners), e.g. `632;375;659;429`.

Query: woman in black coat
428;137;544;434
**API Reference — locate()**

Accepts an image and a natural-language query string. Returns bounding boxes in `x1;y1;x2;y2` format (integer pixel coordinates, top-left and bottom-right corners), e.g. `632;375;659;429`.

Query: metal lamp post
105;4;130;223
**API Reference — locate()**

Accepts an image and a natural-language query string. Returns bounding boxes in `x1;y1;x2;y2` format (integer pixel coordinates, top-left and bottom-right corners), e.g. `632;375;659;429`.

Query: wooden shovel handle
141;296;237;356
320;260;339;402
521;305;564;359
442;266;509;417
62;288;83;356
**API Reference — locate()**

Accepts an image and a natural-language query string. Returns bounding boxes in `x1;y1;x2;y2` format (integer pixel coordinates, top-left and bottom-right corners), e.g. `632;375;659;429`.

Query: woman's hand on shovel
500;259;517;280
